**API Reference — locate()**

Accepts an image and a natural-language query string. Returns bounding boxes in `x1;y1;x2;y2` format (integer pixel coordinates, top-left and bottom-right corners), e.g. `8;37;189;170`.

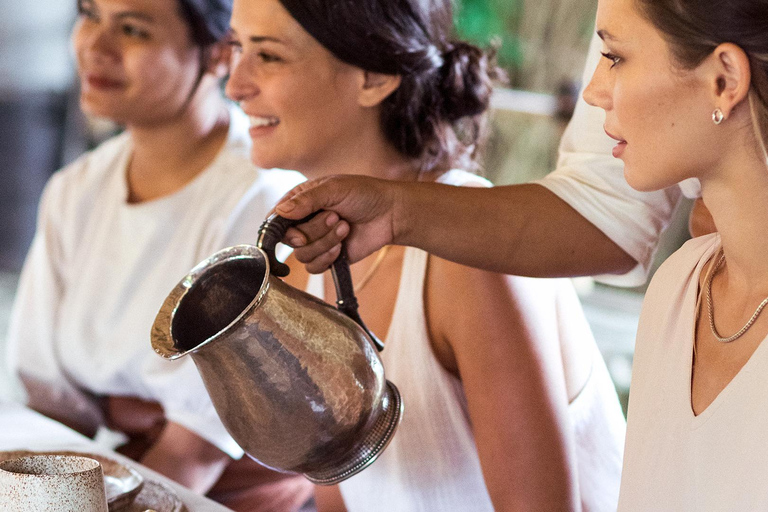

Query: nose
582;58;613;111
73;20;120;65
225;51;259;102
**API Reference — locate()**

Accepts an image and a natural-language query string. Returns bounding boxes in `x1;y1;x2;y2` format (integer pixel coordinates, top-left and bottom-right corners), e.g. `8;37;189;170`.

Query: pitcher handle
258;213;386;352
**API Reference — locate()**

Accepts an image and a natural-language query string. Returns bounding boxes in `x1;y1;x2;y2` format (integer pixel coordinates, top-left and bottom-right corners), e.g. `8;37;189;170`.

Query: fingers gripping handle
257;212;318;277
257;214;386;352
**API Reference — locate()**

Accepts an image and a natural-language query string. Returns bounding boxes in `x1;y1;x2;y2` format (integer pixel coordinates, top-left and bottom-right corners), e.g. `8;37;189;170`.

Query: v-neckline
687;235;768;423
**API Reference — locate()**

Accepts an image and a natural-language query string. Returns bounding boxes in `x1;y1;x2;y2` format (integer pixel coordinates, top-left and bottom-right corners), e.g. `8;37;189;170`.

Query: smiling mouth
249;116;280;128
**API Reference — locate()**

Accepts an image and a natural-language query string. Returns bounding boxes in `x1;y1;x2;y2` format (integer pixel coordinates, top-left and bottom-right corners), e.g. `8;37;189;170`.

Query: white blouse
6;107;304;457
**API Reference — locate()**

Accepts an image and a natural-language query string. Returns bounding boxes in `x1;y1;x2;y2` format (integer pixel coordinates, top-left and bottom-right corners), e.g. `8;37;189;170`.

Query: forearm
396;182;636;277
19;375;103;438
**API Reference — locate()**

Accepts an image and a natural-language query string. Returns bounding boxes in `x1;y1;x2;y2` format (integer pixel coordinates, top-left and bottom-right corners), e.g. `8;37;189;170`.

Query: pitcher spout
151;245;270;360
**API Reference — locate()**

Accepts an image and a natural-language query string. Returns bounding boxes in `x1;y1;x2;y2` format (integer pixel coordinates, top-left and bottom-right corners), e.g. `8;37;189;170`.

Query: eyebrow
78;0;155;22
229;29;284;44
597;29;616;41
249;36;285;44
115;12;155;23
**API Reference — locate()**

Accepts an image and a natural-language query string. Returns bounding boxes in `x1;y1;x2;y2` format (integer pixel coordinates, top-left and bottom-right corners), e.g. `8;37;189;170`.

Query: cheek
614;74;679;140
283;77;354;133
130;49;199;96
71;26;89;69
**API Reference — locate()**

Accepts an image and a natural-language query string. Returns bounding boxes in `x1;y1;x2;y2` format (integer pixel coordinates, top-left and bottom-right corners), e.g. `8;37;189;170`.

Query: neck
125;83;230;202
299;120;443;183
700;145;768;289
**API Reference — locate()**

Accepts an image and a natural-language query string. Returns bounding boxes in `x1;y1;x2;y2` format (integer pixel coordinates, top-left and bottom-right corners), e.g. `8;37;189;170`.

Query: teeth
249;116;279;128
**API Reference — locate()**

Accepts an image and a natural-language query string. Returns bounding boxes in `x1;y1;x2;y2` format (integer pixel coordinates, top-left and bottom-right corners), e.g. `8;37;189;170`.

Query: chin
250;146;305;174
623;167;667;193
80;98;125;123
249;148;281;171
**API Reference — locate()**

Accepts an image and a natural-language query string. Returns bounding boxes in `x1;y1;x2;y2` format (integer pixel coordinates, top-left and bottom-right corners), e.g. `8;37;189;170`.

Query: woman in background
6;0;311;509
226;0;626;510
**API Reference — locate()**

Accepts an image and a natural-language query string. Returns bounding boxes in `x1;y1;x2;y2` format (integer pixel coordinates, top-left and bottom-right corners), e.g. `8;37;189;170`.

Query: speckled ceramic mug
0;455;108;512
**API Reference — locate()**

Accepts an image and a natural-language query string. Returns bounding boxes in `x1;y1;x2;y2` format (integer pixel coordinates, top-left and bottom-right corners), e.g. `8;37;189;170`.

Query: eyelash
226;42;282;63
257;52;281;63
601;51;622;69
121;24;150;39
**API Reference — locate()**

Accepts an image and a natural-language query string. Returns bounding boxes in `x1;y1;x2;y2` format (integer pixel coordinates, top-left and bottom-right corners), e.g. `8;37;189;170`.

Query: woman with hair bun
6;0;312;509
226;0;625;510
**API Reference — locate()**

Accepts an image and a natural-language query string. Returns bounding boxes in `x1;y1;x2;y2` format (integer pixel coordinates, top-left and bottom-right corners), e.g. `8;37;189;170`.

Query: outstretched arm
276;32;683;281
276;178;636;278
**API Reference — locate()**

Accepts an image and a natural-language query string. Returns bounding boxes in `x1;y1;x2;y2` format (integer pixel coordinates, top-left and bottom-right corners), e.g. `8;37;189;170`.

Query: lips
85;74;125;89
247;115;280;139
604;128;626;144
611;141;627;158
604;128;627;158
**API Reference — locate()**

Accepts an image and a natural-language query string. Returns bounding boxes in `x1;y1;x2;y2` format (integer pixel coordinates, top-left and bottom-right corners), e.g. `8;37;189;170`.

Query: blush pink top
619;233;768;511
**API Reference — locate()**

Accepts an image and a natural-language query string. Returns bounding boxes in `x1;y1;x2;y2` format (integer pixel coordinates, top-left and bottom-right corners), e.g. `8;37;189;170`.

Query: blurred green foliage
454;0;597;91
454;0;523;72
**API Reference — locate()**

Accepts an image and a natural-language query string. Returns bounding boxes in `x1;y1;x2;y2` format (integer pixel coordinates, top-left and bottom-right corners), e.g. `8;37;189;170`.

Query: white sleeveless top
307;170;625;512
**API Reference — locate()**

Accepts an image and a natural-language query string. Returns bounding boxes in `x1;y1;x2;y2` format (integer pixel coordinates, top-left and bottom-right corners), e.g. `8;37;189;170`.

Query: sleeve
6;173;104;432
536;32;682;287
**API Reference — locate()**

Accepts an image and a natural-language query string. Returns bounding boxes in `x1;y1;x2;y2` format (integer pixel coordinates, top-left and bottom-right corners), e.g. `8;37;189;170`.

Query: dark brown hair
177;0;233;47
174;0;233;103
277;0;503;172
637;0;768;155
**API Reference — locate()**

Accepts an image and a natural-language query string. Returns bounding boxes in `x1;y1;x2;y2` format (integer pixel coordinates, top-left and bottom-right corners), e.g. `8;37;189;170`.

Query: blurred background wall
0;1;81;271
0;0;79;398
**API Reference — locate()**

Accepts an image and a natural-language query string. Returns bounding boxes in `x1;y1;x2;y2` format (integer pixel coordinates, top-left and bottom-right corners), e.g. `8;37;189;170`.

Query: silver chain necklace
706;250;768;343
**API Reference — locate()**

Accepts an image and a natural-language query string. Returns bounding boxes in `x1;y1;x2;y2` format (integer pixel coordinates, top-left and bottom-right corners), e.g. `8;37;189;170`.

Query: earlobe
712;42;752;118
358;71;402;107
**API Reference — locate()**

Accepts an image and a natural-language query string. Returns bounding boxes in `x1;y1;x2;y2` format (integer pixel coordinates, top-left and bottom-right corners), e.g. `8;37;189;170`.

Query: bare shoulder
424;254;562;369
426;254;559;328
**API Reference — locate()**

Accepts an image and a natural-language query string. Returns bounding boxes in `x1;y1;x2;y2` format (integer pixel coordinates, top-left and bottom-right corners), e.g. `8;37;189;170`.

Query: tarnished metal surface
151;245;402;484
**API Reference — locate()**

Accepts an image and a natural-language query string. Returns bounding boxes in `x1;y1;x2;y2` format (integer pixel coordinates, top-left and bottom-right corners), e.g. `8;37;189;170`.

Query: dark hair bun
439;41;495;122
280;0;501;172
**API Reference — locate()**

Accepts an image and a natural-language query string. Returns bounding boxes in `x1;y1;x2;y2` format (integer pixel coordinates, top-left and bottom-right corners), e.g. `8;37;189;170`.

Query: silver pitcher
150;214;402;485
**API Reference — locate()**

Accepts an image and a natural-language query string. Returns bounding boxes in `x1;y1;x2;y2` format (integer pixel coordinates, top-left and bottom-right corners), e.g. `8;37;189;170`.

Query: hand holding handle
258;213;385;351
257;212;318;277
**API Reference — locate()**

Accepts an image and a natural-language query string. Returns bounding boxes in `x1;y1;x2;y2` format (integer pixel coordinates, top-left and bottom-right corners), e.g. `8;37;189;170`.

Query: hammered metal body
151;245;402;484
